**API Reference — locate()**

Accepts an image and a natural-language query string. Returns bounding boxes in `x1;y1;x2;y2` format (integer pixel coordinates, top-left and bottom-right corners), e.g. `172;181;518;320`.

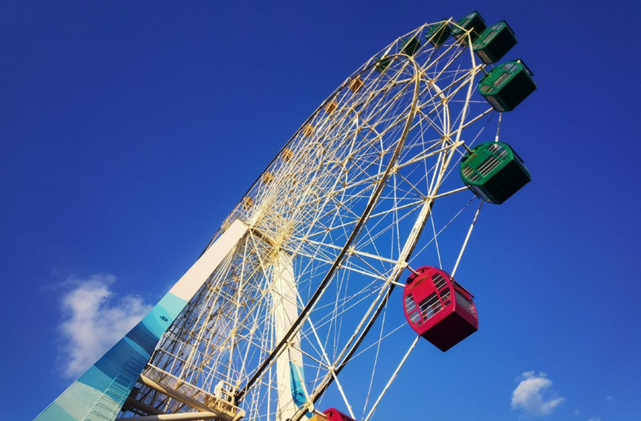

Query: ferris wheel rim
134;20;504;421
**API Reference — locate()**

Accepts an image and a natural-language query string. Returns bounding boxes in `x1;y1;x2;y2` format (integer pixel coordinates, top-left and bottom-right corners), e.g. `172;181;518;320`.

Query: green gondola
400;36;421;56
426;21;451;46
451;11;487;44
375;56;393;73
478;60;536;112
473;21;517;64
460;142;530;204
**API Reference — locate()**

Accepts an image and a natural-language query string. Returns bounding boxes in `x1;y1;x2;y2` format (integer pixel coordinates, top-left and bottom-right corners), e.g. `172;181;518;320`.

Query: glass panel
477;155;502;176
432;272;447;290
480;84;493;94
455;290;475;315
493;71;512;87
439;287;451;302
409;311;421;324
419;293;442;322
502;62;519;72
405;294;417;313
488;142;509;159
462;165;475;177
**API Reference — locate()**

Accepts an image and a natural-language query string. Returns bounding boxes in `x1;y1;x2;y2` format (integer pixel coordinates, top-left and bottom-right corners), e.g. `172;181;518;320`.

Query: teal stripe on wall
34;292;189;421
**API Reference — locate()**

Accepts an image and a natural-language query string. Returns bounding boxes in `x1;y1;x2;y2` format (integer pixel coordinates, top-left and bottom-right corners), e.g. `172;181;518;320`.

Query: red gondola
323;408;356;421
403;266;478;351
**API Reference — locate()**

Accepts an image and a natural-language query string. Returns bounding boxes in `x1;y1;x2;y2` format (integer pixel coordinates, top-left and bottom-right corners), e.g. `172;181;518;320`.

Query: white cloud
605;395;613;401
511;371;564;416
587;418;602;421
59;274;152;378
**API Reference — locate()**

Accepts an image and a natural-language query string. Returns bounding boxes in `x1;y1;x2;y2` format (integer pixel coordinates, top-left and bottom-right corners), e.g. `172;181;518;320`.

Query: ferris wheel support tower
34;220;249;421
271;252;308;421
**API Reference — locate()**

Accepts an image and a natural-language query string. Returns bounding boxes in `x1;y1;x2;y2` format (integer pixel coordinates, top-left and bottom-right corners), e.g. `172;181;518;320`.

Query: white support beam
124;397;164;416
138;375;245;421
271;252;306;421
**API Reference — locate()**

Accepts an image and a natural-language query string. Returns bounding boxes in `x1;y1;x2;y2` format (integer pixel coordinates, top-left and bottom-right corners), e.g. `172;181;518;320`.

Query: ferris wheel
35;13;536;421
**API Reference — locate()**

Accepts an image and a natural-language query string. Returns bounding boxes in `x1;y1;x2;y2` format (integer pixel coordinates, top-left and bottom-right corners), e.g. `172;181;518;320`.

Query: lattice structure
124;19;500;421
35;17;534;421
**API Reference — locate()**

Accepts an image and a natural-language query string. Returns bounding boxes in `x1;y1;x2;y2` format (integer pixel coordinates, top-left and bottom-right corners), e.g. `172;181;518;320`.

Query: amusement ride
35;13;537;421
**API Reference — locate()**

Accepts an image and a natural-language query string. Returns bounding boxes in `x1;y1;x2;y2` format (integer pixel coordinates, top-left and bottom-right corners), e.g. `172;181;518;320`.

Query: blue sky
1;1;640;421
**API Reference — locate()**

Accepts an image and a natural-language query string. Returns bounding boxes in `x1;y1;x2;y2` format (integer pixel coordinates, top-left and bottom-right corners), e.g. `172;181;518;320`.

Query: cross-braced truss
120;20;499;421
